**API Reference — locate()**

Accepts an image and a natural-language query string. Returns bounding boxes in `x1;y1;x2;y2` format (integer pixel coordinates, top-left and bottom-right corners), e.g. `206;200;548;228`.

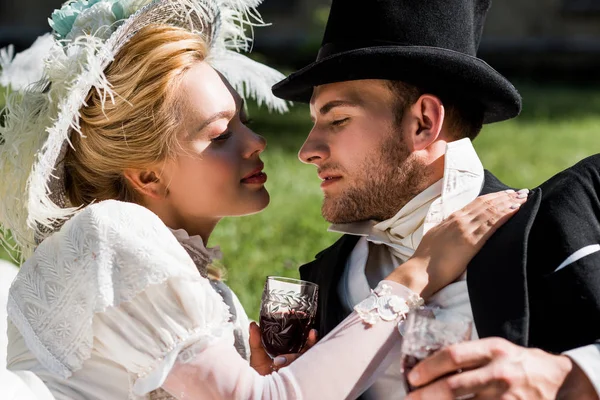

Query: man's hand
249;322;318;375
405;337;598;400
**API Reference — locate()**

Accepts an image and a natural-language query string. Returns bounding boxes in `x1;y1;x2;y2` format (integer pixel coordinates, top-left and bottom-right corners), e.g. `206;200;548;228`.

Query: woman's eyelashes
210;115;251;143
211;131;233;143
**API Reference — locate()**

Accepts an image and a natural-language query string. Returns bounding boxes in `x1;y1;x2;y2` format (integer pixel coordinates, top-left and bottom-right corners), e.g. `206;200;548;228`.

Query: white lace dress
5;200;415;400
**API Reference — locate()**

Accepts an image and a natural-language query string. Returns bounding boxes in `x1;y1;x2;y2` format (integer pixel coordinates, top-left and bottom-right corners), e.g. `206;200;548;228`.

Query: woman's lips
241;171;267;184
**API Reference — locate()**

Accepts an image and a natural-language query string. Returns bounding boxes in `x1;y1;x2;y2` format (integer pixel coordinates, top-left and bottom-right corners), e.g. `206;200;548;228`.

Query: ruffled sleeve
94;275;233;395
7;200;233;391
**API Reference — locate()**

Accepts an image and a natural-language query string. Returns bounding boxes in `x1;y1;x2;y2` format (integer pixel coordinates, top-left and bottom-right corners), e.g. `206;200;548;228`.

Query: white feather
0;34;55;91
210;49;290;113
0;0;289;261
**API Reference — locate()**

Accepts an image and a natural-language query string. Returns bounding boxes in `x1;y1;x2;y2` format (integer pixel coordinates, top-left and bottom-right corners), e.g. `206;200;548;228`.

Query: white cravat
331;138;484;400
331;138;485;304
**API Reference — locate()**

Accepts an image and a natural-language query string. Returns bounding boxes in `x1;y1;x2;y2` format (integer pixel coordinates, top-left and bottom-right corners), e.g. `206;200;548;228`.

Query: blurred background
2;0;600;318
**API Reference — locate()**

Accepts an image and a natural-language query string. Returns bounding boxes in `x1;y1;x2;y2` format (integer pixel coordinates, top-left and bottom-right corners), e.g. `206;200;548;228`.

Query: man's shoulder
481;170;513;194
538;154;600;199
528;154;600;271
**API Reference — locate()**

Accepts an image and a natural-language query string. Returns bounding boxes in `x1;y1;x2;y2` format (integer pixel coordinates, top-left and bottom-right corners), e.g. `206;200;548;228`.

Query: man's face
299;79;429;224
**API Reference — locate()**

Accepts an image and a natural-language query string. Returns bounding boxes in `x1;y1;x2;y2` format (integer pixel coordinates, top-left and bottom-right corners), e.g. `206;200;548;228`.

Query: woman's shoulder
8;201;205;379
27;200;197;281
40;200;176;256
67;199;164;234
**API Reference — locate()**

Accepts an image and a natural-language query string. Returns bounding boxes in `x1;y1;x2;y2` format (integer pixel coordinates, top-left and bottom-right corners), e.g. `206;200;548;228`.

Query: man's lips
318;171;342;181
318;172;342;188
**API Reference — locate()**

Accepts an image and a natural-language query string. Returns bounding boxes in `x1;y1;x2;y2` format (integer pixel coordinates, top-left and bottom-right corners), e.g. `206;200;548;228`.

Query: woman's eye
211;131;233;142
331;117;350;127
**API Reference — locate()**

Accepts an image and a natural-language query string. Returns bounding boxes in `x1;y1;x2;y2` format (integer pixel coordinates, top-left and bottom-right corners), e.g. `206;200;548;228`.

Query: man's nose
298;129;329;165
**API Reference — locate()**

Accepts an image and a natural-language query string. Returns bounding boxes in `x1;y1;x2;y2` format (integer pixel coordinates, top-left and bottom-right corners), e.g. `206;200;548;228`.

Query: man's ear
405;94;445;151
123;169;168;199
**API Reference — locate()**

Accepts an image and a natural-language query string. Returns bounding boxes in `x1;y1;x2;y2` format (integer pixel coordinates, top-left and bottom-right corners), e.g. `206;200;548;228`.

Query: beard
321;128;432;224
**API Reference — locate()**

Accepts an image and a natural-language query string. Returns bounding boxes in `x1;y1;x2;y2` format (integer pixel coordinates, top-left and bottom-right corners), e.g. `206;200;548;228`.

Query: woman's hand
386;189;529;299
249;322;318;375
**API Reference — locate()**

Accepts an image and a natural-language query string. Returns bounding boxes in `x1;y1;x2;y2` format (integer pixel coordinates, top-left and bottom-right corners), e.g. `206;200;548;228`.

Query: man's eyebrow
310;99;362;122
319;100;361;116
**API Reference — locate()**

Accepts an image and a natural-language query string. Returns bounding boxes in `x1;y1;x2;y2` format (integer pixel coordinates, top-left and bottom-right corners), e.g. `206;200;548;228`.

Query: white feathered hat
0;0;288;259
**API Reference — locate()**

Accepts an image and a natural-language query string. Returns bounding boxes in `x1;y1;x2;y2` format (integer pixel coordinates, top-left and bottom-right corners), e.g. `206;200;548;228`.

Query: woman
0;0;528;399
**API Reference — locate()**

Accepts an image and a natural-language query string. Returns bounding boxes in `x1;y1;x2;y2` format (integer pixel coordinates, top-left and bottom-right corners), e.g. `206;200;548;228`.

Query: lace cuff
354;281;423;326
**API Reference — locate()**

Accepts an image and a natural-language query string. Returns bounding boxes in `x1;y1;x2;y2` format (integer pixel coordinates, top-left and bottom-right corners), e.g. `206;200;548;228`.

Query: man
272;0;600;398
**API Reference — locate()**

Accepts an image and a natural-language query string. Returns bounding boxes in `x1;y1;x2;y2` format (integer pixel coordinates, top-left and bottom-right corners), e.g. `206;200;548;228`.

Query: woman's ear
406;94;445;151
123;169;168;199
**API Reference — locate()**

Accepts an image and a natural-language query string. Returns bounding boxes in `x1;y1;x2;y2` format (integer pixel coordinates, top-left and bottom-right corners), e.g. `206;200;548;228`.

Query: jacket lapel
300;235;360;336
467;171;541;345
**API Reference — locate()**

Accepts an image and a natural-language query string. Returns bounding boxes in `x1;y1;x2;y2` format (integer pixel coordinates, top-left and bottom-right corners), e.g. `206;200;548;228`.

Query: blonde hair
64;24;223;279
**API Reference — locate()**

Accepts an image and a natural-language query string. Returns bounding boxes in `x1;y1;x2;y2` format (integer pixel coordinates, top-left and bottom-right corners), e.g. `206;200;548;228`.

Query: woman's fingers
445;189;528;249
467;189;528;238
465;189;528;218
301;329;319;354
272;329;319;371
249;322;273;375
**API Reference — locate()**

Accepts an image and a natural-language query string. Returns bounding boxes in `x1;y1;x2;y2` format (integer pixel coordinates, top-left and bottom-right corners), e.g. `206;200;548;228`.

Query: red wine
259;310;312;358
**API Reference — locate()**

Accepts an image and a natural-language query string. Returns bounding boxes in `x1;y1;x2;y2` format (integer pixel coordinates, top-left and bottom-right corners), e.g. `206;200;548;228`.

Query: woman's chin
237;190;270;216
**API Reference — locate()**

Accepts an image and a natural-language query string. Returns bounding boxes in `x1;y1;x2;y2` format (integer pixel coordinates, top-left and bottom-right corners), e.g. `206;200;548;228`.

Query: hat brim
272;46;521;124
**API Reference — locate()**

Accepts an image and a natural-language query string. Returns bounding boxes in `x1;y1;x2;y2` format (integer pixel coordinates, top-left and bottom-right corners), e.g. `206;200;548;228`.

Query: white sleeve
94;275;234;396
7;200;225;381
563;343;600;397
162;281;414;400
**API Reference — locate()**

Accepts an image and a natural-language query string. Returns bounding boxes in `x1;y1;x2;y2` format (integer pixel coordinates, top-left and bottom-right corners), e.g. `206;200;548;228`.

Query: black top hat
272;0;521;124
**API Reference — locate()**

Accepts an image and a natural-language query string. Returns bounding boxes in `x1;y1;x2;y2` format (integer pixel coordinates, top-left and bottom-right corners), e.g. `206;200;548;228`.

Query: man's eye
331;118;350;127
211;131;233;142
242;118;254;126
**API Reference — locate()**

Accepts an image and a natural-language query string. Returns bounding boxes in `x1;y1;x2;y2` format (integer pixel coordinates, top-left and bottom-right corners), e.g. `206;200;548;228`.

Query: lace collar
169;229;222;278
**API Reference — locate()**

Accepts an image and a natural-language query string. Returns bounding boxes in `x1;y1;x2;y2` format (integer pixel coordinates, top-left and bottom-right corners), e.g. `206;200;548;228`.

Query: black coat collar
300;235;359;335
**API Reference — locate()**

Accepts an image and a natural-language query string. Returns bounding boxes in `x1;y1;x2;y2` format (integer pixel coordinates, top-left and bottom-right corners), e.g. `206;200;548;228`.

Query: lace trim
7;201;224;378
354;282;424;326
169;228;222;278
7;293;71;377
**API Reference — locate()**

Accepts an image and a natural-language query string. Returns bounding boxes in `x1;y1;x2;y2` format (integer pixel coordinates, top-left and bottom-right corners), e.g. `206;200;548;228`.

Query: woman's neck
143;200;220;244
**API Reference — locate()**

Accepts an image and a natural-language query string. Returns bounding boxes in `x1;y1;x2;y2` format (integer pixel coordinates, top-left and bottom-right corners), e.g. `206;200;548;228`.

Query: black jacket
300;155;600;354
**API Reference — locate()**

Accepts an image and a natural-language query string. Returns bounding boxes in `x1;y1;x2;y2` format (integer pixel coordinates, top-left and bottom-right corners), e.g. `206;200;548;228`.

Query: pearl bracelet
354;282;424;326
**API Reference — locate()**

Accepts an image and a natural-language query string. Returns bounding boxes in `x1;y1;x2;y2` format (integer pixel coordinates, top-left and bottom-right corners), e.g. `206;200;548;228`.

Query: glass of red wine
400;306;473;393
259;276;318;358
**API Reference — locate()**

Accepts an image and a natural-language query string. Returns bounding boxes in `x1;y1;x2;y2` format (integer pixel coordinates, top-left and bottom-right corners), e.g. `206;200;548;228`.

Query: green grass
2;84;600;319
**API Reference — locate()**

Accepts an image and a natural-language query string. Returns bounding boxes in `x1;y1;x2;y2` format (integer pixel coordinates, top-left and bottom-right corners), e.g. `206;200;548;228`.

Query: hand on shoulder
386;190;528;298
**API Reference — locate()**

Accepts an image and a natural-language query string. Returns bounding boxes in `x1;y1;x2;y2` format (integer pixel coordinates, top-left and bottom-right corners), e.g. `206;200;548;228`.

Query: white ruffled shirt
332;138;485;399
4;200;420;400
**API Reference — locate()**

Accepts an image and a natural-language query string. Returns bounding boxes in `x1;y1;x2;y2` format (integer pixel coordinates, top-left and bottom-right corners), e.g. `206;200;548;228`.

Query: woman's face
159;62;269;234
